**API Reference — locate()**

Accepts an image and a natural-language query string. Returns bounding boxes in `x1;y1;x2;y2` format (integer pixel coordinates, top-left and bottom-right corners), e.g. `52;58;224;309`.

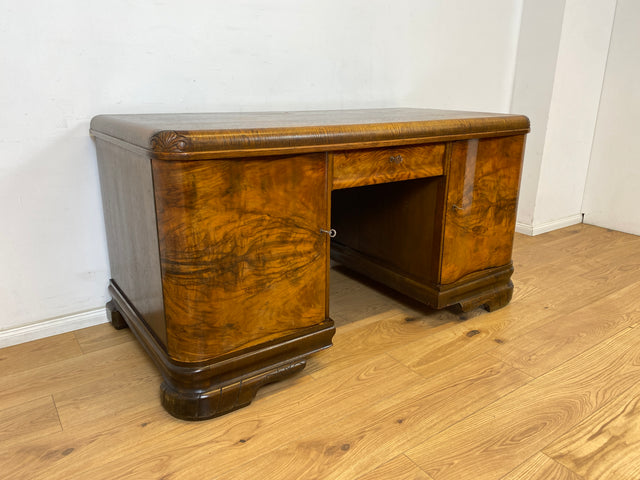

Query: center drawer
332;143;446;189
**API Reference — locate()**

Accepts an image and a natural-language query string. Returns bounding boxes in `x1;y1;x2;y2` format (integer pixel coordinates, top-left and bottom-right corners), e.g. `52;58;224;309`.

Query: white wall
510;0;566;227
0;0;524;343
582;0;640;235
513;0;617;235
531;0;616;231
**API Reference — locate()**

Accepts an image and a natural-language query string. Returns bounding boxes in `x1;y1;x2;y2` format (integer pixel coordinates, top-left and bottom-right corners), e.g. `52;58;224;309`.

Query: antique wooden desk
91;109;529;420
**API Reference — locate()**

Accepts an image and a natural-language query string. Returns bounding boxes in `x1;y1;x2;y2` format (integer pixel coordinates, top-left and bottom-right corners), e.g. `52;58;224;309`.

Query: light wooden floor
2;224;640;479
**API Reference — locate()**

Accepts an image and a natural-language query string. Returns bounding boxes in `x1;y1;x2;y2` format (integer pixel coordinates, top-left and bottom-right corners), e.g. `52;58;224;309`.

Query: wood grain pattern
95;139;166;343
152;154;329;362
330;135;525;312
215;354;530;480
0;332;82;377
386;225;640;382
501;453;584;480
331;177;443;284
51;352;160;430
511;246;640;323
4;226;640;479
545;381;640;479
491;279;640;377
307;310;461;379
405;327;640;480
108;276;334;421
0;341;151;416
0;396;61;445
92;108;528;419
17;355;418;480
387;310;507;378
332;144;445;189
311;263;492;381
90;108;530;160
72;323;134;355
440;135;525;285
355;455;434;480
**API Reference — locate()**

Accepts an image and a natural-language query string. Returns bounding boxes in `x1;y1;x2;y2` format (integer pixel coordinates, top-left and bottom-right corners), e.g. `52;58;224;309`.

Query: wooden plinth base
160;360;307;421
331;242;514;313
107;281;335;421
454;280;514;312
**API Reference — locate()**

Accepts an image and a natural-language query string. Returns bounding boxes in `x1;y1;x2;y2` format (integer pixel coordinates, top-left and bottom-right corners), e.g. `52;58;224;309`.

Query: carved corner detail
150;131;190;153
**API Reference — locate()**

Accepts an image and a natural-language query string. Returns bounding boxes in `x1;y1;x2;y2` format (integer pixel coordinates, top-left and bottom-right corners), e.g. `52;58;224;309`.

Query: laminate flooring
2;224;640;479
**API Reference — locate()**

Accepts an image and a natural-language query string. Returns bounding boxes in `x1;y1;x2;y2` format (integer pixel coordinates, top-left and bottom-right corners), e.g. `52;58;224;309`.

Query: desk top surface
91;108;529;160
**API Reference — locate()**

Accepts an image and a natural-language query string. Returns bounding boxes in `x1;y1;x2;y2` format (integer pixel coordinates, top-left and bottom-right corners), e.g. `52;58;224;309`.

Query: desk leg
106;300;127;330
457;281;513;312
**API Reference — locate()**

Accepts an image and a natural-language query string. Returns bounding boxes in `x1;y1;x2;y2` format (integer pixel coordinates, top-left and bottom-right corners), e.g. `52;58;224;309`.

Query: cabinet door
440;136;525;285
152;153;329;363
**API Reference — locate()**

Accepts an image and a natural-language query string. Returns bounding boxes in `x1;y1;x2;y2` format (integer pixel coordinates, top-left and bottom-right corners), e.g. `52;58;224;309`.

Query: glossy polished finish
152;154;330;363
332;144;445;189
91;108;529;420
441;136;525;284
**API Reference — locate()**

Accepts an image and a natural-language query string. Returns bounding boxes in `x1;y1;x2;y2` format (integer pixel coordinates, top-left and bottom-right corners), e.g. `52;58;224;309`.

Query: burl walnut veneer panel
441;136;525;284
332;143;445;189
152;154;329;363
91;108;529;420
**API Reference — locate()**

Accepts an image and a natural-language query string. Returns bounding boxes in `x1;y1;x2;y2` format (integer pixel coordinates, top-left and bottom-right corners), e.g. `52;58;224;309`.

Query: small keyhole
320;228;337;238
389;155;404;164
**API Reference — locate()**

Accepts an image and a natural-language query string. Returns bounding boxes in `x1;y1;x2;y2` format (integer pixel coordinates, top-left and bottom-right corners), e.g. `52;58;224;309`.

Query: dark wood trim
91;128;530;161
108;281;335;420
330;242;514;312
90;108;529;161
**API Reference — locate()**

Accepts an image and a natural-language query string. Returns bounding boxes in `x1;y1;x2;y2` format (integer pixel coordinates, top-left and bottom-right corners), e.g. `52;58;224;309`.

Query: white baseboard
0;308;108;349
516;214;583;236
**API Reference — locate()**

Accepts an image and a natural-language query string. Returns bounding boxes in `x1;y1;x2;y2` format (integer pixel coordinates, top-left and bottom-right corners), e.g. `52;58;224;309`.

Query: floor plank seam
497;451;543;480
545;453;587;480
50;394;64;432
484;351;539;380
4;225;640;479
538;374;640;457
395;366;537;455
402;453;434;480
72;332;89;356
530;326;636;384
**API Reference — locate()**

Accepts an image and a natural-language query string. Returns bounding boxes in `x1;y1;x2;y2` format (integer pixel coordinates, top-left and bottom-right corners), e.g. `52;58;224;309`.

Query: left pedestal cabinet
94;125;335;420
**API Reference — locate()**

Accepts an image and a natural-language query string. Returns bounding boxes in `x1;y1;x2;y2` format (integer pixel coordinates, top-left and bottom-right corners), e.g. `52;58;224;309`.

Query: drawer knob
389;154;404;164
